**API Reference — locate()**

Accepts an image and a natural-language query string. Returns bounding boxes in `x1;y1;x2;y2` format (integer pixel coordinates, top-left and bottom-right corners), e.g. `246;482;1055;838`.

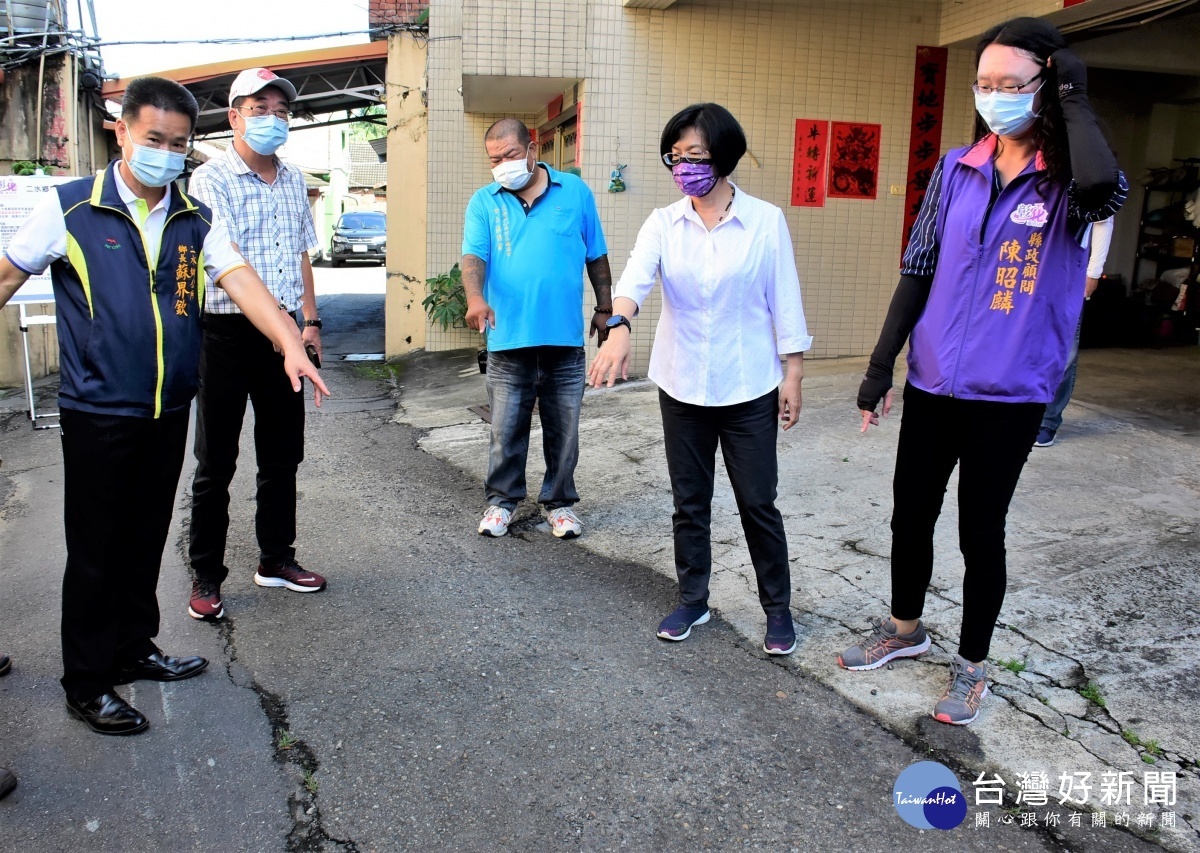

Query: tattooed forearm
462;254;486;299
586;254;613;309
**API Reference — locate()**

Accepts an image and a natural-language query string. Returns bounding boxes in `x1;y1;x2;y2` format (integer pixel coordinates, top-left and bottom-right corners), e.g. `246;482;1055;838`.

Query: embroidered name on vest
1010;202;1048;228
991;232;1043;314
174;244;198;316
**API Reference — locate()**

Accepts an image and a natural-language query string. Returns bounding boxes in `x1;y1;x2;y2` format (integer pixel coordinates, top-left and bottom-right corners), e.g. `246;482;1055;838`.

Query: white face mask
492;149;534;190
974;80;1044;138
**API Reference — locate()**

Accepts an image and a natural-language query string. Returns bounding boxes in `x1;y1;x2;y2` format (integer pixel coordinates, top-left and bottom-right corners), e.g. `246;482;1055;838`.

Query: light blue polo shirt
462;164;607;352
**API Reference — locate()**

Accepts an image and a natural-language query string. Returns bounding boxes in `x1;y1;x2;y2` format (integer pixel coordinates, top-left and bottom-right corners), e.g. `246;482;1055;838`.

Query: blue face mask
974;85;1043;138
241;114;290;155
125;142;186;188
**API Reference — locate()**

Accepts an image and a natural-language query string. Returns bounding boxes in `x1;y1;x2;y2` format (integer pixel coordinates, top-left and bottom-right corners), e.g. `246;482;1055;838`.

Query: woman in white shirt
589;103;813;655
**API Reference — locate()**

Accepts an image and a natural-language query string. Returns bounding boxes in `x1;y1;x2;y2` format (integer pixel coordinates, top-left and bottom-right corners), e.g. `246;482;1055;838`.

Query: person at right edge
837;18;1127;726
1034;216;1113;447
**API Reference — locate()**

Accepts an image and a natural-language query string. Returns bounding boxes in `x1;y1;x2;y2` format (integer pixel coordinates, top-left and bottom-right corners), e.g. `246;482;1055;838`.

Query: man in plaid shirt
187;67;327;621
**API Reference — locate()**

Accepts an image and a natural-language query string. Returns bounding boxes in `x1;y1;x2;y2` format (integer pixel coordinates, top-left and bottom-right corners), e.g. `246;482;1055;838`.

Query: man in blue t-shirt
462;118;611;540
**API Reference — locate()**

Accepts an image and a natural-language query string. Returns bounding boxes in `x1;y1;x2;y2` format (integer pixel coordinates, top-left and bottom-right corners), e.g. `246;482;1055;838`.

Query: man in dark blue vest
0;76;329;736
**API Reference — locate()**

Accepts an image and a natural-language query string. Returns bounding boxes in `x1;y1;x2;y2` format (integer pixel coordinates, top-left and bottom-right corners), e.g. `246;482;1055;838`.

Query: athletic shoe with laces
933;655;989;725
478;505;513;537
763;613;797;655
188;578;225;621
837;616;931;670
254;559;327;593
656;605;710;642
547;507;582;539
1034;427;1057;447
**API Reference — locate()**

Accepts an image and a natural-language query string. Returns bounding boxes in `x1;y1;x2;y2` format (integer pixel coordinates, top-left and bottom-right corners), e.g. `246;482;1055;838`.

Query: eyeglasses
972;73;1043;96
662;152;712;166
237;105;292;121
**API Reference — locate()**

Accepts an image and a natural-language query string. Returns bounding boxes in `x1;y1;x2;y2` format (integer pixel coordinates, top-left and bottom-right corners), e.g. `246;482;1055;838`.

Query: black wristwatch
605;314;631;333
304;318;323;329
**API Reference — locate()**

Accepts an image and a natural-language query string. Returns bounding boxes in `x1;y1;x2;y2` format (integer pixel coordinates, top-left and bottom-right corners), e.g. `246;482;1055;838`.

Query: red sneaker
254;559;327;593
188;578;225;621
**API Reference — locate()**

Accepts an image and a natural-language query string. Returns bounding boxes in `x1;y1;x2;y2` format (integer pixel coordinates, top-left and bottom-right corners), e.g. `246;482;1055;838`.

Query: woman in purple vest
837;17;1126;725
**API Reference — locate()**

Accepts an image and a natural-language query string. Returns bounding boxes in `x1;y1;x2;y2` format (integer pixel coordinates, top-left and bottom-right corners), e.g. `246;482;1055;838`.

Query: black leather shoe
114;651;208;685
66;692;149;736
0;767;16;800
0;654;10;677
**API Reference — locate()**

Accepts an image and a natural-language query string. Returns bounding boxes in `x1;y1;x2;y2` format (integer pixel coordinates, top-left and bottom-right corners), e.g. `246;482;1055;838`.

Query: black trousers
189;313;304;584
889;383;1044;662
60;408;189;702
659;388;791;615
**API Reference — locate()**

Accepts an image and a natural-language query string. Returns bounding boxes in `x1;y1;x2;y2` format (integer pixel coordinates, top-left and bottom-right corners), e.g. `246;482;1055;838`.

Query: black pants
659;388;791;615
60;408;189;702
189;313;304;584
890;383;1044;662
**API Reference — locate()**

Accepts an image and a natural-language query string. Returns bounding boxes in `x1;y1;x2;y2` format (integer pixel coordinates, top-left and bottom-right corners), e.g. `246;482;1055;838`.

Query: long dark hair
973;17;1069;189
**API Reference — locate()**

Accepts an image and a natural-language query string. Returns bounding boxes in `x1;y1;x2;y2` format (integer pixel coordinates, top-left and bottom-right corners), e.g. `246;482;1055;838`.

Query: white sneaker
478;505;513;537
547;507;582;539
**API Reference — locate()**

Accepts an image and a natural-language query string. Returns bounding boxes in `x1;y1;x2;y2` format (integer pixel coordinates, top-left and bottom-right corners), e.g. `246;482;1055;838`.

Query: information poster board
0;174;73;304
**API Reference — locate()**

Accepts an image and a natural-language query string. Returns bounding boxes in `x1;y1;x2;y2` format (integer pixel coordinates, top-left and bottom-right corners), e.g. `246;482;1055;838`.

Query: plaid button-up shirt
189;145;319;314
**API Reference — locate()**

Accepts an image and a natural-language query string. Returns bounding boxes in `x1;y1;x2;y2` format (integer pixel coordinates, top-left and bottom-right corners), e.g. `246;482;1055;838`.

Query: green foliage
997;658;1027;674
348;105;386;143
1079;681;1105;708
422;264;467;331
12;161;40;176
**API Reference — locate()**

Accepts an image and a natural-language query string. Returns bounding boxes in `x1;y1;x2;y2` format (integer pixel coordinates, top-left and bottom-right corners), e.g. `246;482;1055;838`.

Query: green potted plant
422;264;467;331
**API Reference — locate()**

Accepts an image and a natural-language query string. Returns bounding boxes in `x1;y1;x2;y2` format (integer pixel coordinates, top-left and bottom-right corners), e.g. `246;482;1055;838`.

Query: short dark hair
122;76;199;131
485;118;531;148
660;103;746;177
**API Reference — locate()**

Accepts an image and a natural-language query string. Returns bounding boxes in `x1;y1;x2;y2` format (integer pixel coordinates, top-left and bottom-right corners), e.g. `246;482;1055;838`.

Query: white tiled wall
428;0;991;365
939;0;1062;46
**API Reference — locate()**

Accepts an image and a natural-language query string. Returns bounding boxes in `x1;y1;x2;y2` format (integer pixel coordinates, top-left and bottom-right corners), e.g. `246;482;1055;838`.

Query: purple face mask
671;162;719;197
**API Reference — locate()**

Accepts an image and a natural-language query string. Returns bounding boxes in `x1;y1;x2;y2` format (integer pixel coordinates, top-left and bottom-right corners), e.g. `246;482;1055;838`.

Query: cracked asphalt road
0;367;1136;851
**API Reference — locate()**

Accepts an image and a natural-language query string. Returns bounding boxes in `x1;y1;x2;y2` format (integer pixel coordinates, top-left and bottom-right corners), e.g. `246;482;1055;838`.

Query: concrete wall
0;53;109;388
385;32;432;356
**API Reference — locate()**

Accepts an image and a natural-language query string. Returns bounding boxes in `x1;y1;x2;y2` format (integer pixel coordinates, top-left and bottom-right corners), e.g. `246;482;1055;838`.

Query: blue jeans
485;346;585;511
1041;317;1082;432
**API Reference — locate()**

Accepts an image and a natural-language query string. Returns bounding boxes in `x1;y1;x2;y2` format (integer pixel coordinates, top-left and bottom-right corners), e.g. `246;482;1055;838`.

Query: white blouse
614;184;813;406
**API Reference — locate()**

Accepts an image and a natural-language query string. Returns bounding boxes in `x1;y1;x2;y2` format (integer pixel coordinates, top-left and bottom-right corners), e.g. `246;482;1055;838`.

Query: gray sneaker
933;655;989;725
837;616;931;670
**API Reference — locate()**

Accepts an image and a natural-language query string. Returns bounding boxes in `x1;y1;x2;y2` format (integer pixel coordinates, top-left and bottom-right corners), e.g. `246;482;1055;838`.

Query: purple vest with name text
907;138;1087;403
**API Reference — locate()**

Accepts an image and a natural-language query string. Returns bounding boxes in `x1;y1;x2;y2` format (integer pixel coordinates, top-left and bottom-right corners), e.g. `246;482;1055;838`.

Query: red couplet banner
901;45;949;259
791;119;829;207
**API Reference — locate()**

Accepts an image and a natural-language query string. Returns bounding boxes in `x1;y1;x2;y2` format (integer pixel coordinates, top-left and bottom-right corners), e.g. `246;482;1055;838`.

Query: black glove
1049;48;1088;100
857;363;893;413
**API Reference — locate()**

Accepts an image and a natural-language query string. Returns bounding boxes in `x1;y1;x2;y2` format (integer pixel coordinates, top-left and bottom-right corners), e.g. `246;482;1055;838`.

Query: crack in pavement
213;605;360;852
169;497;359;852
